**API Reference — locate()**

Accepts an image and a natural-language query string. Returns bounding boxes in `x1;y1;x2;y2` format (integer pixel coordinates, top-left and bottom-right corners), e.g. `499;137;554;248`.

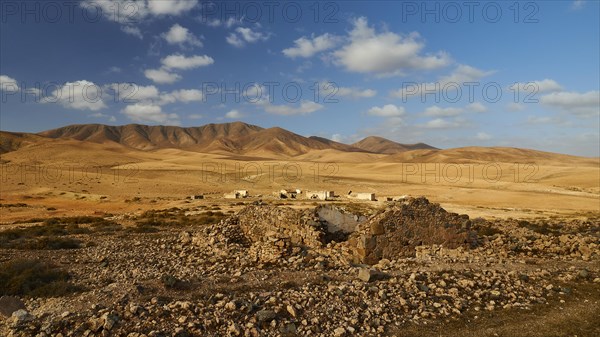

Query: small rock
129;304;141;315
577;269;590;279
286;305;298;318
102;312;118;331
0;296;26;318
333;327;346;336
10;309;33;325
358;268;385;282
180;231;192;244
279;323;297;336
370;222;385;235
160;274;179;288
228;323;241;336
256;310;277;323
225;301;237;311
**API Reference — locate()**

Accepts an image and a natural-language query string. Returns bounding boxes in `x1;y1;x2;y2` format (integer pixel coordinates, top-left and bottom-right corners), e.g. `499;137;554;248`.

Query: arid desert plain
0;122;598;336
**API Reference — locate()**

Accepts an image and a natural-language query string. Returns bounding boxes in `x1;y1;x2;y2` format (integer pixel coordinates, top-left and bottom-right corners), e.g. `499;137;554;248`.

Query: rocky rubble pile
502;222;596;260
5;261;594;337
345;197;478;264
192;197;480;266
192;205;331;263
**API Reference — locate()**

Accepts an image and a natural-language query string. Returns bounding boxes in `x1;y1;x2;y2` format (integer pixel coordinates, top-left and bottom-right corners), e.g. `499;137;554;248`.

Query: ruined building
193;197;478;265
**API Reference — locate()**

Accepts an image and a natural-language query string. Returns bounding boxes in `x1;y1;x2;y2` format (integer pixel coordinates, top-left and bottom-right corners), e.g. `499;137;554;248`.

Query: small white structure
279;189;298;199
189;195;204;200
224;190;248;199
348;192;377;201
355;193;376;201
306;191;335;200
234;190;248;198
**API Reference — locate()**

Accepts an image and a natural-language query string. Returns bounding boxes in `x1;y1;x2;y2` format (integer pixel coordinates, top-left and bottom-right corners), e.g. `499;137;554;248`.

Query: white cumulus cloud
391;64;495;99
161;54;214;70
514;79;563;93
163;24;202;48
147;0;198;15
283;33;341;58
337;87;377;99
121;103;179;125
81;0;199;38
333;17;450;76
42;80;107;111
144;68;182;84
467;102;488;113
368;104;405;117
203;17;242;28
421;118;461;129
540;90;600;117
423;106;463;117
121;26;143;39
225;109;243;119
0;75;19;91
169;89;204;102
262;100;324;116
226;27;270;47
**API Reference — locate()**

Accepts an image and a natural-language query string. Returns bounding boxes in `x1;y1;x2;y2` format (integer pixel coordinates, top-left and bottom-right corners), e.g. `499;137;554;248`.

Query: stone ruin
193;205;328;264
192;197;478;265
346;197;478;264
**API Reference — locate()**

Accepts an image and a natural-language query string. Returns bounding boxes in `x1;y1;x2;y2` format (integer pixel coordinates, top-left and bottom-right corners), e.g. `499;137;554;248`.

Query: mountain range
1;122;596;165
0;122;437;157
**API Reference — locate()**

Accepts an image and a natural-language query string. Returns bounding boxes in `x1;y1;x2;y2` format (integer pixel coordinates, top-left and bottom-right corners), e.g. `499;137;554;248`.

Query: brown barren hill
381;146;600;166
34;123;367;157
37;122;264;151
352;136;437;154
0;131;49;155
308;136;368;153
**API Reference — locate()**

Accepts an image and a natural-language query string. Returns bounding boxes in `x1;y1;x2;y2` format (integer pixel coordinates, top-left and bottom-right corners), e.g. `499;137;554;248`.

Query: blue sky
1;0;599;156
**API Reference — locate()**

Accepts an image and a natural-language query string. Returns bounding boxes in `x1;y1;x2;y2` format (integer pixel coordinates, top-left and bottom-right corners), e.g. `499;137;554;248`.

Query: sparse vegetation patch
0;259;79;297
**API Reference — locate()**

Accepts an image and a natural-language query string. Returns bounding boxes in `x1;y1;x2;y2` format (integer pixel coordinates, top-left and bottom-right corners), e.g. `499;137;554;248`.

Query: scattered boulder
279;322;297;336
255;310;277;323
0;296;26;318
228;323;242;336
333;327;347;336
357;268;387;282
9;309;34;326
160;274;180;288
101;312;119;331
179;231;192;244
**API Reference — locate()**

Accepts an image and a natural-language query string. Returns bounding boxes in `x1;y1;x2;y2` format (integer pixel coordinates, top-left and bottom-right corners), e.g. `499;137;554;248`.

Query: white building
224;190;248;199
355;193;376;201
279;189;298;199
234;190;248;197
306;191;335;200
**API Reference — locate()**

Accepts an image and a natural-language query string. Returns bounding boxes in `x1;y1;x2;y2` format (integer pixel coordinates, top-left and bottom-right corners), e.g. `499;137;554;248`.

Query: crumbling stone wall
316;205;366;234
194;197;478;265
233;206;327;248
194;205;329;263
346;197;478;264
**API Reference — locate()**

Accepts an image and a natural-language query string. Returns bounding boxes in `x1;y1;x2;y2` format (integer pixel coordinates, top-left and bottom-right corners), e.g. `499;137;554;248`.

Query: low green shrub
0;259;79;297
